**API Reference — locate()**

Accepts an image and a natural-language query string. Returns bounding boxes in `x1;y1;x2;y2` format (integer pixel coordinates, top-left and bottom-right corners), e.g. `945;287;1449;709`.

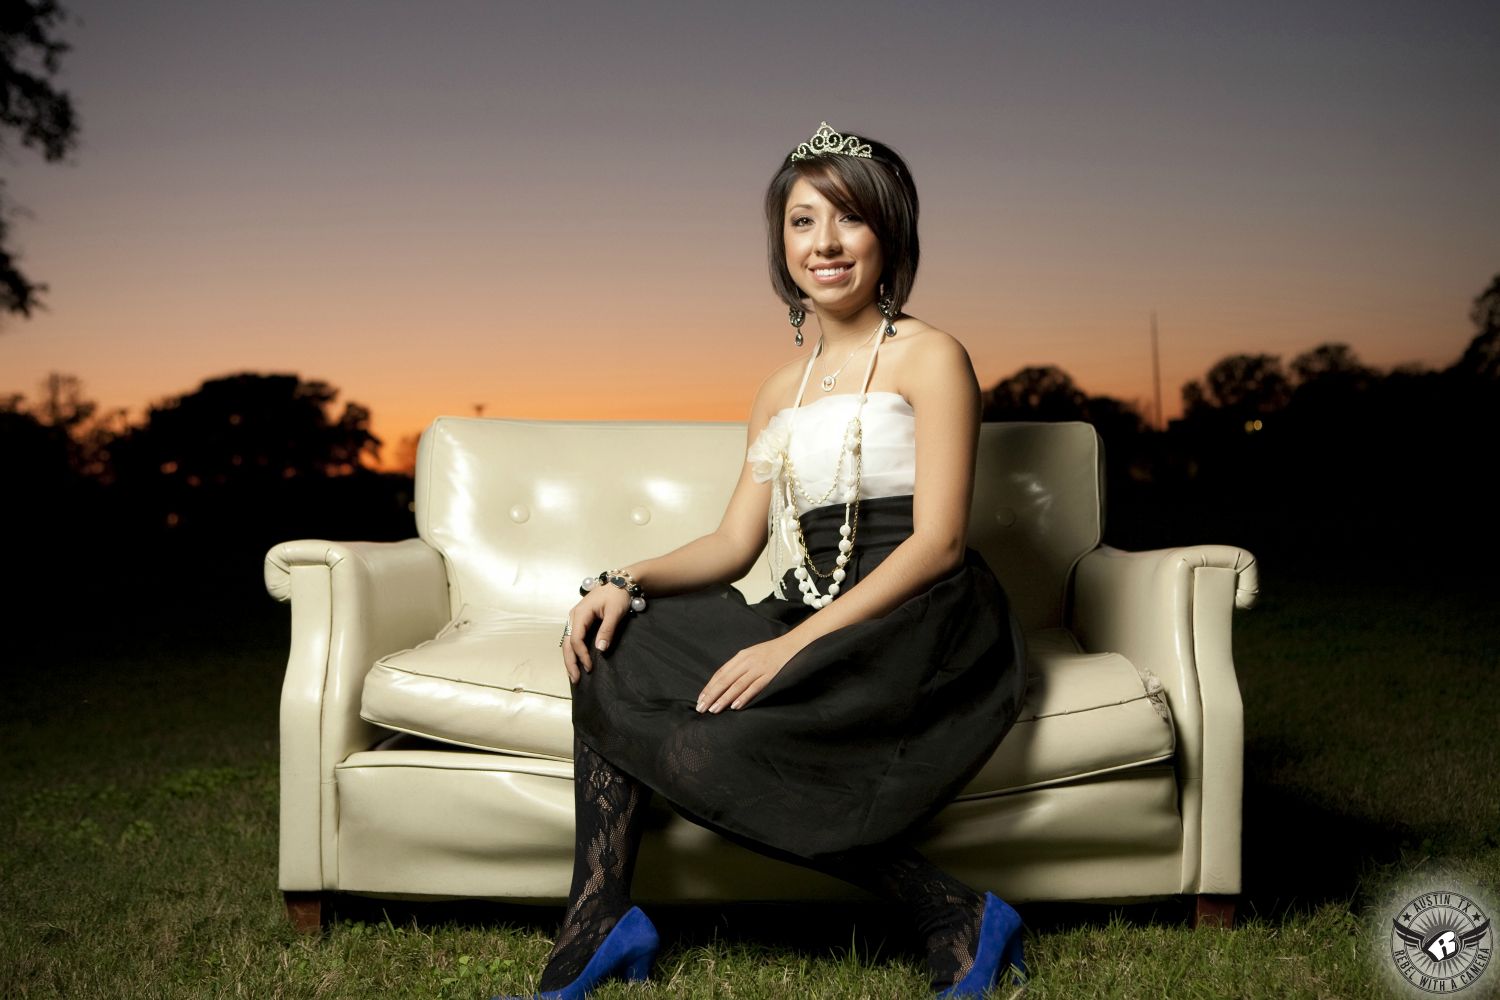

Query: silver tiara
789;121;873;162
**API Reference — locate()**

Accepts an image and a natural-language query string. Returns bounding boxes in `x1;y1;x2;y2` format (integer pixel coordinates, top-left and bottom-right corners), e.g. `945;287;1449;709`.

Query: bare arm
562;374;783;678
698;328;981;711
616;451;772;596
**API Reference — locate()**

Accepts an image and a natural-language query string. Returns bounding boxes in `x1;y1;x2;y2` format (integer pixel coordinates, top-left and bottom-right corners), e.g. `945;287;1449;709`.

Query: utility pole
1150;310;1163;431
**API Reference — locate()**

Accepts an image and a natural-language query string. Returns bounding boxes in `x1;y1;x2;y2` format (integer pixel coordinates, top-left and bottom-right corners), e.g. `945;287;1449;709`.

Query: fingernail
595;638;607;651
695;701;705;713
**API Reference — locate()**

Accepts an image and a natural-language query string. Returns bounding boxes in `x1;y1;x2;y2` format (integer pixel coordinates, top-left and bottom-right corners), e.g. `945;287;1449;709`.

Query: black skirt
570;493;1029;860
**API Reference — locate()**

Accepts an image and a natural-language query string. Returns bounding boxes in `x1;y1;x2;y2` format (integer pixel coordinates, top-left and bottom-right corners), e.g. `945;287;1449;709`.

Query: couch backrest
414;416;1102;633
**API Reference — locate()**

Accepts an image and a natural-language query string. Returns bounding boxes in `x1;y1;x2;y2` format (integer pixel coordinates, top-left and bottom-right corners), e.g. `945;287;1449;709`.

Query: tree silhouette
109;373;382;494
981;365;1090;421
1284;342;1378;434
3;371;413;617
1289;343;1375;388
1450;273;1500;380
97;372;403;553
1182;353;1292;422
980;365;1146;450
0;0;80;323
0;388;71;486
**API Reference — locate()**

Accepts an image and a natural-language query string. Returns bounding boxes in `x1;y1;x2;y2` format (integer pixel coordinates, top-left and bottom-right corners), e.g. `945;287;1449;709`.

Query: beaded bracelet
579;568;648;613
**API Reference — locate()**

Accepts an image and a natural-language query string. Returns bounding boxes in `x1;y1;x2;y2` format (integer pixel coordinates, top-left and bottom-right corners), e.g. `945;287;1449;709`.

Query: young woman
507;122;1030;999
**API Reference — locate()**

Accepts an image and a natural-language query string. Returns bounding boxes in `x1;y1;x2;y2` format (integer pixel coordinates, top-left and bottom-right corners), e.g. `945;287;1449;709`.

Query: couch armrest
1070;543;1258;896
263;537;451;891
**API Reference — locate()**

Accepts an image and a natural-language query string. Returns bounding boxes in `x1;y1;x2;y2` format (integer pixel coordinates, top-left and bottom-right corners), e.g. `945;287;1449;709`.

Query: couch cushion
360;608;1175;791
361;604;574;759
958;627;1174;797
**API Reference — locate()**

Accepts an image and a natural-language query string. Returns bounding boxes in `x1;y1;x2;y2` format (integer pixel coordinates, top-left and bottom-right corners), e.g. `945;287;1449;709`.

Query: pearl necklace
781;412;862;607
773;316;887;608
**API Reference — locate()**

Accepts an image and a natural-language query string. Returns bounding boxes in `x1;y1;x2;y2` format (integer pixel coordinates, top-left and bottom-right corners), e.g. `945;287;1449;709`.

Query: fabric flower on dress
747;412;793;484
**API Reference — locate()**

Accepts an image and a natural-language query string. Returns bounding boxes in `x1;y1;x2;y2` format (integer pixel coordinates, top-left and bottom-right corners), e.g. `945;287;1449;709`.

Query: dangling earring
877;292;897;337
789;305;806;347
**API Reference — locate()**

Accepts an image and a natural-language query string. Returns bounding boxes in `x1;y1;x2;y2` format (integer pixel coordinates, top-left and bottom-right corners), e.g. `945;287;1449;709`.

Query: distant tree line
979;274;1499;561
0;373;413;606
2;274;1496;605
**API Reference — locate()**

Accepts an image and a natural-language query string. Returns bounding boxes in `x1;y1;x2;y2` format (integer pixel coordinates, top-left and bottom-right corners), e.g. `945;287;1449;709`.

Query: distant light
160;460;179;474
283;467;297;478
166;512;180;527
1253;419;1263;431
228;413;242;425
186;474;202;487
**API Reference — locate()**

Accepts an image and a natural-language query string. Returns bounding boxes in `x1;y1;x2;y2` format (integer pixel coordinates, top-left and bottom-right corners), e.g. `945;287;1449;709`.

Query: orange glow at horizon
2;2;1495;477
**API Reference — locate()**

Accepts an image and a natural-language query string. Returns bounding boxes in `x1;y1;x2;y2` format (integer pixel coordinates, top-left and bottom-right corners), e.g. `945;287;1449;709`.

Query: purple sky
4;0;1497;465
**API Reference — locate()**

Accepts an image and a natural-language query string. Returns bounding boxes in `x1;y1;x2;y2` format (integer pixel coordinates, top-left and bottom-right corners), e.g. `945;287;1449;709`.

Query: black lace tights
537;737;650;991
808;844;984;990
541;737;983;991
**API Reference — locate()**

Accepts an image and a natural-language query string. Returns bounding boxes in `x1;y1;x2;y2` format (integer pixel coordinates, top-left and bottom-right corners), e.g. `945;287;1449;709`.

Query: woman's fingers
698;639;791;713
711;672;758;714
562;590;631;679
699;656;750;714
572;622;593;672
564;605;595;673
561;612;585;680
696;659;732;712
562;629;580;683
593;599;625;653
730;674;771;711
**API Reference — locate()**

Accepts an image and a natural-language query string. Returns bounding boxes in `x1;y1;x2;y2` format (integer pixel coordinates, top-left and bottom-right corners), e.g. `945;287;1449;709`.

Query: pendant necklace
819;325;880;391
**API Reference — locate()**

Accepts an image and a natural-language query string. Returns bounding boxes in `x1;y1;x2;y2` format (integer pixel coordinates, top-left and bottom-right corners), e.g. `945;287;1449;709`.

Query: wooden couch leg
284;891;324;933
1192;893;1236;929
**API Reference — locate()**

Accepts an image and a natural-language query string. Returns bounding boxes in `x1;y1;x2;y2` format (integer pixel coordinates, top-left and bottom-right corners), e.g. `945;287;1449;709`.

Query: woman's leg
536;735;651;991
809;843;985;990
688;815;984;991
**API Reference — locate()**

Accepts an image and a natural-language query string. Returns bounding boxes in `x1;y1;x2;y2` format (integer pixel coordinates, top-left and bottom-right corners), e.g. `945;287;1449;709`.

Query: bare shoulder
747;355;811;423
888;318;978;399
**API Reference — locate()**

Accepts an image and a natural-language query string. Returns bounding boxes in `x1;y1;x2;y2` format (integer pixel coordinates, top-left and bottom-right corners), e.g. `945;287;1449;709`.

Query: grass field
3;549;1496;999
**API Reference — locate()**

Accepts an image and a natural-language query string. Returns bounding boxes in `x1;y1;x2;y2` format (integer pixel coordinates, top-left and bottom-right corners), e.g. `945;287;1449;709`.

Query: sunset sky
4;0;1497;470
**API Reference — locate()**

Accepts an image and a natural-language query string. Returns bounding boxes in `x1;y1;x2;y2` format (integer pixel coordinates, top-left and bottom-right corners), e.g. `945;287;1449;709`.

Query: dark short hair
764;132;920;315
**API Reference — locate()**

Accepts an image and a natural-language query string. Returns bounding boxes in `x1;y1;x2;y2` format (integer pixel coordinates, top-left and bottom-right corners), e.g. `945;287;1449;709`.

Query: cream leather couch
263;416;1258;932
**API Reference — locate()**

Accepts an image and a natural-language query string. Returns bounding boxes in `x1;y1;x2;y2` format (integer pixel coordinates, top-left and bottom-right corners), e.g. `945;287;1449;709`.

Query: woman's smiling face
782;176;883;318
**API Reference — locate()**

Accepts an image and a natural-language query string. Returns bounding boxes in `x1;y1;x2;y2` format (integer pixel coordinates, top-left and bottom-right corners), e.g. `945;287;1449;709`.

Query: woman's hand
562;584;632;683
696;635;800;714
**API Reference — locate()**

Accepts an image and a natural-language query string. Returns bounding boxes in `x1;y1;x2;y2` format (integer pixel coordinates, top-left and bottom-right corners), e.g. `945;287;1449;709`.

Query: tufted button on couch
264;416;1258;932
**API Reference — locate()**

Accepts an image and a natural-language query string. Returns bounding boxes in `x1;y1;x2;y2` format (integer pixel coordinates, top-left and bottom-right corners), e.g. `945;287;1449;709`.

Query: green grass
2;556;1496;998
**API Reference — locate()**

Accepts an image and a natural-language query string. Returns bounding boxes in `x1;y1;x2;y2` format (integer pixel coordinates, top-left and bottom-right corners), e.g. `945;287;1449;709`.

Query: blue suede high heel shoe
492;906;659;1000
935;892;1026;997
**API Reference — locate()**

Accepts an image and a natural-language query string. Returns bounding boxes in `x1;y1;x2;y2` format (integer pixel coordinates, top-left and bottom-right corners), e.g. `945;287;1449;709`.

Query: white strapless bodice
748;391;916;516
745;320;908;600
